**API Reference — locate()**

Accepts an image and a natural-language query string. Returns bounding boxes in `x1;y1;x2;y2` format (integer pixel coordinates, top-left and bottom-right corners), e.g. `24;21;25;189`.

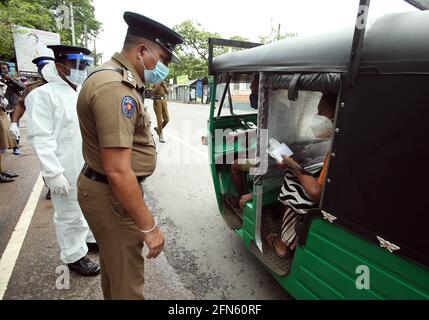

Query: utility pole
84;23;88;48
93;40;101;65
277;24;281;41
70;2;76;46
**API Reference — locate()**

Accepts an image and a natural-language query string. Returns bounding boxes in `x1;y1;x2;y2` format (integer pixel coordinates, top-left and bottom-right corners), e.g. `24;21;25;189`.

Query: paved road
0;101;289;300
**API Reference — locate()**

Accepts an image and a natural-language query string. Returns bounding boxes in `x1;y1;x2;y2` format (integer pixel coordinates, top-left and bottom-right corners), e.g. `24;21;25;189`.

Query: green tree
0;0;102;61
169;20;220;81
169;20;249;81
43;0;102;47
0;0;54;59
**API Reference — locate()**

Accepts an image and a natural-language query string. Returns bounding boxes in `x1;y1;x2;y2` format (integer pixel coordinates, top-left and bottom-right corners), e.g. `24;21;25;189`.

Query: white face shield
61;53;94;86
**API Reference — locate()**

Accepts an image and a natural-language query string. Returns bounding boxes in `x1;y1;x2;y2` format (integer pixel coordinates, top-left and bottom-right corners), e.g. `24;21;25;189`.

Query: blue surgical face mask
138;49;169;84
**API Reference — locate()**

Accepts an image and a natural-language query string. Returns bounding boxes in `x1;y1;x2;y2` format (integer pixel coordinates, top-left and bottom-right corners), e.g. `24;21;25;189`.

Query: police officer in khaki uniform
76;12;183;300
152;81;169;143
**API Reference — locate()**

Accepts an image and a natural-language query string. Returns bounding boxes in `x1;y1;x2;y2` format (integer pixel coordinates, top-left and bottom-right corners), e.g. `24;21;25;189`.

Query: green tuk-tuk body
207;8;429;300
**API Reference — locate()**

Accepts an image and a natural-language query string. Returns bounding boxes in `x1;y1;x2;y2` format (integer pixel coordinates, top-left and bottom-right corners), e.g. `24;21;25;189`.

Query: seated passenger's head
317;93;337;120
310;93;337;139
249;74;260;109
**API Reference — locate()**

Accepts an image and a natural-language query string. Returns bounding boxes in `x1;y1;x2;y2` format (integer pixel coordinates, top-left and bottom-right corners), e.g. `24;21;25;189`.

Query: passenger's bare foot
239;194;253;209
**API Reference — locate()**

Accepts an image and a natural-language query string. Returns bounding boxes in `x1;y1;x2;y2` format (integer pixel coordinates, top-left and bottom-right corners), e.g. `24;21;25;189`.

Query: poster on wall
12;25;61;76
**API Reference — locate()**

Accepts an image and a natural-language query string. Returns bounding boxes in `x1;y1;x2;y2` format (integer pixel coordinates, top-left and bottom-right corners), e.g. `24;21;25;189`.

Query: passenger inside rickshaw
226;91;336;211
212;74;259;207
266;93;337;259
227;74;260;208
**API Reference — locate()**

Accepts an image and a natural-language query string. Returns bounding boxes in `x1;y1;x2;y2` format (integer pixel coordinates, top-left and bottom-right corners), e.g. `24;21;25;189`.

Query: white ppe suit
25;65;95;264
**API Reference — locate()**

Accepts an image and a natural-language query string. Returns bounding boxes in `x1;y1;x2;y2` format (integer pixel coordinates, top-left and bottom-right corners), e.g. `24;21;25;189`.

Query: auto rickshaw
206;0;429;299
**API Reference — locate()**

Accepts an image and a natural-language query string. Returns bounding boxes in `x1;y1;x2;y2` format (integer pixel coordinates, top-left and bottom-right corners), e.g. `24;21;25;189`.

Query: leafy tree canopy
0;0;102;61
169;20;297;82
169;20;250;82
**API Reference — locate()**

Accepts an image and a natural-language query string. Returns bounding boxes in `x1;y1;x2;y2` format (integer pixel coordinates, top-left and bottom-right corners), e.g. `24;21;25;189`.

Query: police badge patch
121;96;137;118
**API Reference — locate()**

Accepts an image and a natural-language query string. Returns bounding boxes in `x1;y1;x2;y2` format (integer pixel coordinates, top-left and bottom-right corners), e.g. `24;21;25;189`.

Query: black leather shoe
68;257;100;277
0;174;14;183
45;190;51;200
87;242;99;253
1;171;18;178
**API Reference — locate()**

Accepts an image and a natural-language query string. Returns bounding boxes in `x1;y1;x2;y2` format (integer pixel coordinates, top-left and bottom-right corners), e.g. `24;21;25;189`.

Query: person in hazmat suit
25;45;100;276
10;54;69;199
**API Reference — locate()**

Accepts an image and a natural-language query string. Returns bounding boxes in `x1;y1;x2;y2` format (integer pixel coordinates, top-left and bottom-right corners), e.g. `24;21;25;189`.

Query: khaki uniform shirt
19;80;45;104
152;82;168;97
77;52;156;177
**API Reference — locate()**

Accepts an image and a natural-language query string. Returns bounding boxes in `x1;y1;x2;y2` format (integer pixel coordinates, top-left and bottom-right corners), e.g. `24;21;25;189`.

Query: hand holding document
268;138;314;177
268;138;294;162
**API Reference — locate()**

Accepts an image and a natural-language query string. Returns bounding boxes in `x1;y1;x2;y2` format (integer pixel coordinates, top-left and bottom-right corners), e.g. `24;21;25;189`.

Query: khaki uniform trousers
153;98;169;135
0;110;16;150
77;174;145;300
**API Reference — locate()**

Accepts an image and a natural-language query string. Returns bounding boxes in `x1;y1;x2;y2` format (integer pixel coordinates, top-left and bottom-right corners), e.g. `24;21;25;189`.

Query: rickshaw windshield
215;73;258;117
267;90;333;170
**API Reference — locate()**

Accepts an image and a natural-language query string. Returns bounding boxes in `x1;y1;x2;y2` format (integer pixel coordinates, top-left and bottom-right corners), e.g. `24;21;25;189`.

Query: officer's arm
11;100;26;123
25;89;64;178
101;147;164;259
101;147;155;230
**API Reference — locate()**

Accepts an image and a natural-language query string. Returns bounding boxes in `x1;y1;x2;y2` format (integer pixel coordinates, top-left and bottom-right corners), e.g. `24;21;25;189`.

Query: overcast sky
93;0;416;60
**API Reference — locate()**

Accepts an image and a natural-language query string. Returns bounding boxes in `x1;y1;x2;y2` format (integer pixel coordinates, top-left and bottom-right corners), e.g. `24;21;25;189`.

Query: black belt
153;96;167;100
82;165;147;184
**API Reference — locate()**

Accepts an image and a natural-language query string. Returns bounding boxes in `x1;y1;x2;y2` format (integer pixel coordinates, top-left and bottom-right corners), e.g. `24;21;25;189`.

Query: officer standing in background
0;81;18;183
0;63;23;156
76;12;183;299
152;80;169;143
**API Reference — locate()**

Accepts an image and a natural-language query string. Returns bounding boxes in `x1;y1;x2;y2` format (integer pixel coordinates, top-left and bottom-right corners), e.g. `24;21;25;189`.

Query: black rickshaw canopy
212;11;429;75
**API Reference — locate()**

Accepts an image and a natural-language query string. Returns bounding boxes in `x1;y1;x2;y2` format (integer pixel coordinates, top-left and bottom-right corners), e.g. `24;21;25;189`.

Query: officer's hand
142;227;164;259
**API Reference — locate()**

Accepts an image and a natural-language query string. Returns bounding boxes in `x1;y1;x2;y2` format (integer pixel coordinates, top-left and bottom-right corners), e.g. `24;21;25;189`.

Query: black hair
0;63;10;71
320;93;337;113
123;34;143;51
122;34;155;52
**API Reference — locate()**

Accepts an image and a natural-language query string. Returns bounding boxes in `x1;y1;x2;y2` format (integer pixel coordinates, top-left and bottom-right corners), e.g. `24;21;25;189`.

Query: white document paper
268;138;294;162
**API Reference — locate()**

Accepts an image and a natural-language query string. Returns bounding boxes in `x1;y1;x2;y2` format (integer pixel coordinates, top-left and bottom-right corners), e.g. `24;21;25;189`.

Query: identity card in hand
268;138;294;162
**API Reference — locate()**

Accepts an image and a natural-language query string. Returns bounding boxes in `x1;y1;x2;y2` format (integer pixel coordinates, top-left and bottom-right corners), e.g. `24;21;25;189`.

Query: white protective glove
9;122;20;140
44;174;71;196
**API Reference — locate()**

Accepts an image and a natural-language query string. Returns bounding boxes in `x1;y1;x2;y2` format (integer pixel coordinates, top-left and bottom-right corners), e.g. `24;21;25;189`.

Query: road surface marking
0;174;44;299
163;130;208;158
